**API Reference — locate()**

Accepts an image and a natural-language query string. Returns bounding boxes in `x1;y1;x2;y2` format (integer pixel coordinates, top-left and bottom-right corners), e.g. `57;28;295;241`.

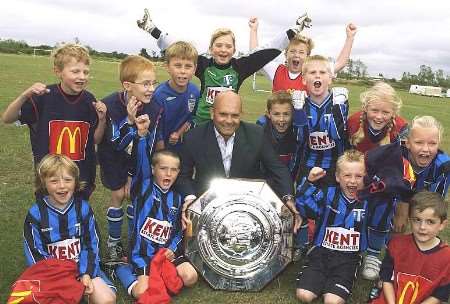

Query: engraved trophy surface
185;178;294;291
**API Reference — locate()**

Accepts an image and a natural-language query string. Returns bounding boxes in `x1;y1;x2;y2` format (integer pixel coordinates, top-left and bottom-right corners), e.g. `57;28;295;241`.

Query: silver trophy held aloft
184;178;294;291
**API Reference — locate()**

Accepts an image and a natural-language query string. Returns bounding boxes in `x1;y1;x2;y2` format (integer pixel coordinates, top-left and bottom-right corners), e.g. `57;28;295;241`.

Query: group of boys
3;14;450;304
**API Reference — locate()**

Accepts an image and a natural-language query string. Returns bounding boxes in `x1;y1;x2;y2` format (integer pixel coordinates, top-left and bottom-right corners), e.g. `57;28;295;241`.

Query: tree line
0;38;128;60
1;38;449;88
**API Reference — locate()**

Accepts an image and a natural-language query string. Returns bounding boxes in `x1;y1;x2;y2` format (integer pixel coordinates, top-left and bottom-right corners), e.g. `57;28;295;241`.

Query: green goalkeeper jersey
152;28;295;124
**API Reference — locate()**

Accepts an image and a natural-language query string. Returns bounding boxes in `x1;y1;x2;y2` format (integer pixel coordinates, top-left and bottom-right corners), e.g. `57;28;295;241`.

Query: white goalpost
32;48;52;57
252;73;271;93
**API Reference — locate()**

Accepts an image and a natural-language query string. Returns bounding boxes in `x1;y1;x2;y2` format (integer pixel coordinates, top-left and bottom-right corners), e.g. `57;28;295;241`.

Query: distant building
409;85;442;97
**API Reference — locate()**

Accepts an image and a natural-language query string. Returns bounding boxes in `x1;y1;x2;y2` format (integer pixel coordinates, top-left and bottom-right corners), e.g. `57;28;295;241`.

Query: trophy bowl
185;178;294;291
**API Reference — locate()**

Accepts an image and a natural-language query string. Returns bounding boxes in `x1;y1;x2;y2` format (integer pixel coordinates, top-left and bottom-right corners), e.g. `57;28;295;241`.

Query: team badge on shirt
188;94;196;113
48;120;90;161
140;217;172;244
322;227;360;251
47;238;81;261
223;74;234;86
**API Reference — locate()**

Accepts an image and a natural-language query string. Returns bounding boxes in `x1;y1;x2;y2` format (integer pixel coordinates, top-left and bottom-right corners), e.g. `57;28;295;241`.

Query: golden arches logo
56;127;81;154
7;290;32;304
398;281;419;304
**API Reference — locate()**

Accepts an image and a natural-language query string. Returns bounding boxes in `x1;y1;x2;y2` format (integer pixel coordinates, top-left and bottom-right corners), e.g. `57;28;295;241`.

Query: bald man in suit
176;91;299;229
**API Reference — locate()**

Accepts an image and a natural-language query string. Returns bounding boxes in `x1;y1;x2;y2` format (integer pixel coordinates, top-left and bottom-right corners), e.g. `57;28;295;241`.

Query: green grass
0;53;449;303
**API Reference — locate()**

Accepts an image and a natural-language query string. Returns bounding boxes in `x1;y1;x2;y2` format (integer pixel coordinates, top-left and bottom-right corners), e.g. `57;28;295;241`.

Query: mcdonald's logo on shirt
7;280;40;304
48;120;90;161
396;272;433;304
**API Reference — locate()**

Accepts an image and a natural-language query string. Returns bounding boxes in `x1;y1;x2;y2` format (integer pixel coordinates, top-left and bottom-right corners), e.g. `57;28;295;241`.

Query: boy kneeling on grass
369;191;450;304
106;114;197;303
15;154;116;304
295;150;368;304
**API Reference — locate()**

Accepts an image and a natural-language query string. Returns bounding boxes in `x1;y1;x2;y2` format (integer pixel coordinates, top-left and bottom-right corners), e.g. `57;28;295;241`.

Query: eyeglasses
130;80;159;89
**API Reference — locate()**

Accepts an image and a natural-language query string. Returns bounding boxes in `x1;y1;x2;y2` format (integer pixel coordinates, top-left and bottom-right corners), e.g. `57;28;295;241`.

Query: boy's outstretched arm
2;83;49;123
334;23;357;73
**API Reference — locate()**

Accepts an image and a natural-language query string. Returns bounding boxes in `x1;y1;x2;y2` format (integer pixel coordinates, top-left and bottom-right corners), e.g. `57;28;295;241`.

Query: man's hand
308;167;326;183
182;199;194;233
393;202;409;233
285;198;302;233
136;114;150;137
81;274;94;295
126;96;141;124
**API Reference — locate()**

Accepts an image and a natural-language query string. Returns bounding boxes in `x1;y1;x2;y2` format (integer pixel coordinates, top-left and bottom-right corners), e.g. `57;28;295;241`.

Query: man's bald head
213;90;242;112
210;91;242;140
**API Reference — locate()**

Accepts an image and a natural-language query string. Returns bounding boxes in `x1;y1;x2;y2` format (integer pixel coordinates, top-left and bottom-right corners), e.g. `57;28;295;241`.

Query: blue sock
116;264;137;296
107;207;124;242
127;204;134;239
367;227;388;256
294;223;309;249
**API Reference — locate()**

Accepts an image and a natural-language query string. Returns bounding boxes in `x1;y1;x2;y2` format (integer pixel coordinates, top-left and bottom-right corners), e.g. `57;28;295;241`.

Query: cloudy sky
2;0;450;79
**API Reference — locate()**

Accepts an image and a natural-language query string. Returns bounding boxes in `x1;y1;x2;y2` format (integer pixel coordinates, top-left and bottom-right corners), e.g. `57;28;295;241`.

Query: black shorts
98;148;130;191
296;246;361;300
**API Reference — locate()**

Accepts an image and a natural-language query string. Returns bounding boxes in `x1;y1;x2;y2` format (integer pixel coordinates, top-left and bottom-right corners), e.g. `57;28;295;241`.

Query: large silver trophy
185;179;294;291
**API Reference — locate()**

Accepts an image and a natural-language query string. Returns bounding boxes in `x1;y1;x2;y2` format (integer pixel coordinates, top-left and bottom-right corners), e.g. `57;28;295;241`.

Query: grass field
0;53;449;303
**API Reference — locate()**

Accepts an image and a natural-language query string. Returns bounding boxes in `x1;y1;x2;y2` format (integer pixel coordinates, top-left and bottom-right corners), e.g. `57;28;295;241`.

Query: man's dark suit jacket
176;121;294;198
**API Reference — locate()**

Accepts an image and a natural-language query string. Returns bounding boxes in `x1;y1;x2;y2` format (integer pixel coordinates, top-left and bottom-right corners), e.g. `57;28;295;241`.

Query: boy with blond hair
370;191;450;304
295;150;368;304
293;55;350;254
249;17;357;92
97;55;163;260
1;43;106;199
17;154;116;303
153;41;200;150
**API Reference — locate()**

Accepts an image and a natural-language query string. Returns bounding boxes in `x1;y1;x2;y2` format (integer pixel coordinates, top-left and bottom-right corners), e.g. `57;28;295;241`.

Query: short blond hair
35;154;84;195
335;149;365;175
409;115;443;143
302;55;332;75
165;41;198;65
209;28;235;50
151;149;181;168
52;43;90;71
351;81;403;147
286;34;314;56
119;55;154;83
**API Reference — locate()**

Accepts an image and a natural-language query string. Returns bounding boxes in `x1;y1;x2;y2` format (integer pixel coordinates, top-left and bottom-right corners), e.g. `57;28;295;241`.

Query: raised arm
2;83;49;124
249;17;259;51
334;23;357;73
